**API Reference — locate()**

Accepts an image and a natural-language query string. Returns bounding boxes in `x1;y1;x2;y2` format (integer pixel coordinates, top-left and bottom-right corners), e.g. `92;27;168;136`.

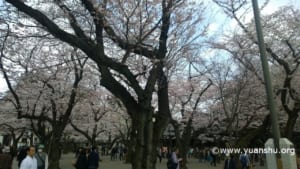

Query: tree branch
5;0;93;54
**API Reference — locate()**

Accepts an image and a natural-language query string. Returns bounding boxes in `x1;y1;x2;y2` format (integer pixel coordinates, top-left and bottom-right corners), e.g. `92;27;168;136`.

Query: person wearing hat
35;145;48;169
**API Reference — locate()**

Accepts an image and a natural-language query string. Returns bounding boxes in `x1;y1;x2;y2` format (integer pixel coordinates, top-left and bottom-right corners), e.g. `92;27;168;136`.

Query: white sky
0;76;6;93
206;0;300;36
0;0;299;93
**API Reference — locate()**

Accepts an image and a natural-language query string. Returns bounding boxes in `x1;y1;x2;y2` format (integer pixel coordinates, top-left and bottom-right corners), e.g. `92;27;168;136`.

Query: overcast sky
206;0;300;36
0;0;299;93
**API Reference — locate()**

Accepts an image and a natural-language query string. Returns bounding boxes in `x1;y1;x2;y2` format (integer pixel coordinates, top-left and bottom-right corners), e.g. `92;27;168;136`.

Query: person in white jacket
20;146;37;169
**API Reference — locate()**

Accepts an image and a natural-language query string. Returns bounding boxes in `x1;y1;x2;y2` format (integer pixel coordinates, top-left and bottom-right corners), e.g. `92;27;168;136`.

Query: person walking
224;154;236;169
119;146;124;161
111;146;119;160
157;147;162;163
167;148;182;169
209;150;217;166
20;146;37;169
88;146;99;169
239;151;250;169
188;148;193;158
35;145;48;169
75;147;82;158
74;148;88;169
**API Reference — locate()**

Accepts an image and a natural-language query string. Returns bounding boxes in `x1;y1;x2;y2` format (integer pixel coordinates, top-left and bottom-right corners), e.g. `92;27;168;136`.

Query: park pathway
12;153;266;169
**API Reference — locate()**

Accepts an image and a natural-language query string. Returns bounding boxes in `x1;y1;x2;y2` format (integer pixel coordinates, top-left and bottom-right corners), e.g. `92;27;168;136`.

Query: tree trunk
131;111;149;169
284;112;298;139
175;123;192;169
90;136;96;147
125;128;135;164
47;130;63;169
178;143;189;169
130;109;161;169
125;144;133;164
11;138;18;158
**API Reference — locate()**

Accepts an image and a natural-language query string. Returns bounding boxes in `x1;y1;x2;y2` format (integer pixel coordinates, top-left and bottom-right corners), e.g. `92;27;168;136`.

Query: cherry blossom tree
213;0;300;139
2;1;209;169
0;20;88;169
70;86;118;146
208;58;269;147
168;73;212;169
0;99;29;158
159;48;214;167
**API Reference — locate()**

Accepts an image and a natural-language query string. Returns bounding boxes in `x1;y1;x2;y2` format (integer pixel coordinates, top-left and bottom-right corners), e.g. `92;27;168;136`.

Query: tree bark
125;143;133;164
173;121;192;169
130;108;166;169
47;130;63;169
284;112;298;139
131;111;149;169
178;142;189;169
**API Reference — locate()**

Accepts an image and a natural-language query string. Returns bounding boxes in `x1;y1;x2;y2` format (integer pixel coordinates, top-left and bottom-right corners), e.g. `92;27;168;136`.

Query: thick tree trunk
130;109;162;169
175;123;192;169
131;113;143;169
125;144;133;164
126;130;135;164
131;111;150;169
145;111;155;169
47;131;63;169
12;139;18;158
284;112;298;139
90;137;96;147
178;144;189;169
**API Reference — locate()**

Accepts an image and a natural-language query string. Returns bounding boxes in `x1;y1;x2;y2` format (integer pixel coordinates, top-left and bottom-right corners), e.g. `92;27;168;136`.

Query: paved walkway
12;154;266;169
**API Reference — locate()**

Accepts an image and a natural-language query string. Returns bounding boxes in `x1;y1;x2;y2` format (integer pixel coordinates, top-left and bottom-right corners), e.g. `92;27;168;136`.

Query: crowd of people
17;145;47;169
109;145;126;161
73;146;100;169
0;143;123;169
0;144;47;169
1;143;299;169
162;146;266;169
16;145;100;169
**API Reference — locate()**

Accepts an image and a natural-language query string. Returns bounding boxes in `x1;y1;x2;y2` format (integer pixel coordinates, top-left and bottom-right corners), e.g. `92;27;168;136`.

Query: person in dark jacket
88;146;99;169
75;148;88;169
224;154;236;169
209;150;217;166
17;147;28;168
